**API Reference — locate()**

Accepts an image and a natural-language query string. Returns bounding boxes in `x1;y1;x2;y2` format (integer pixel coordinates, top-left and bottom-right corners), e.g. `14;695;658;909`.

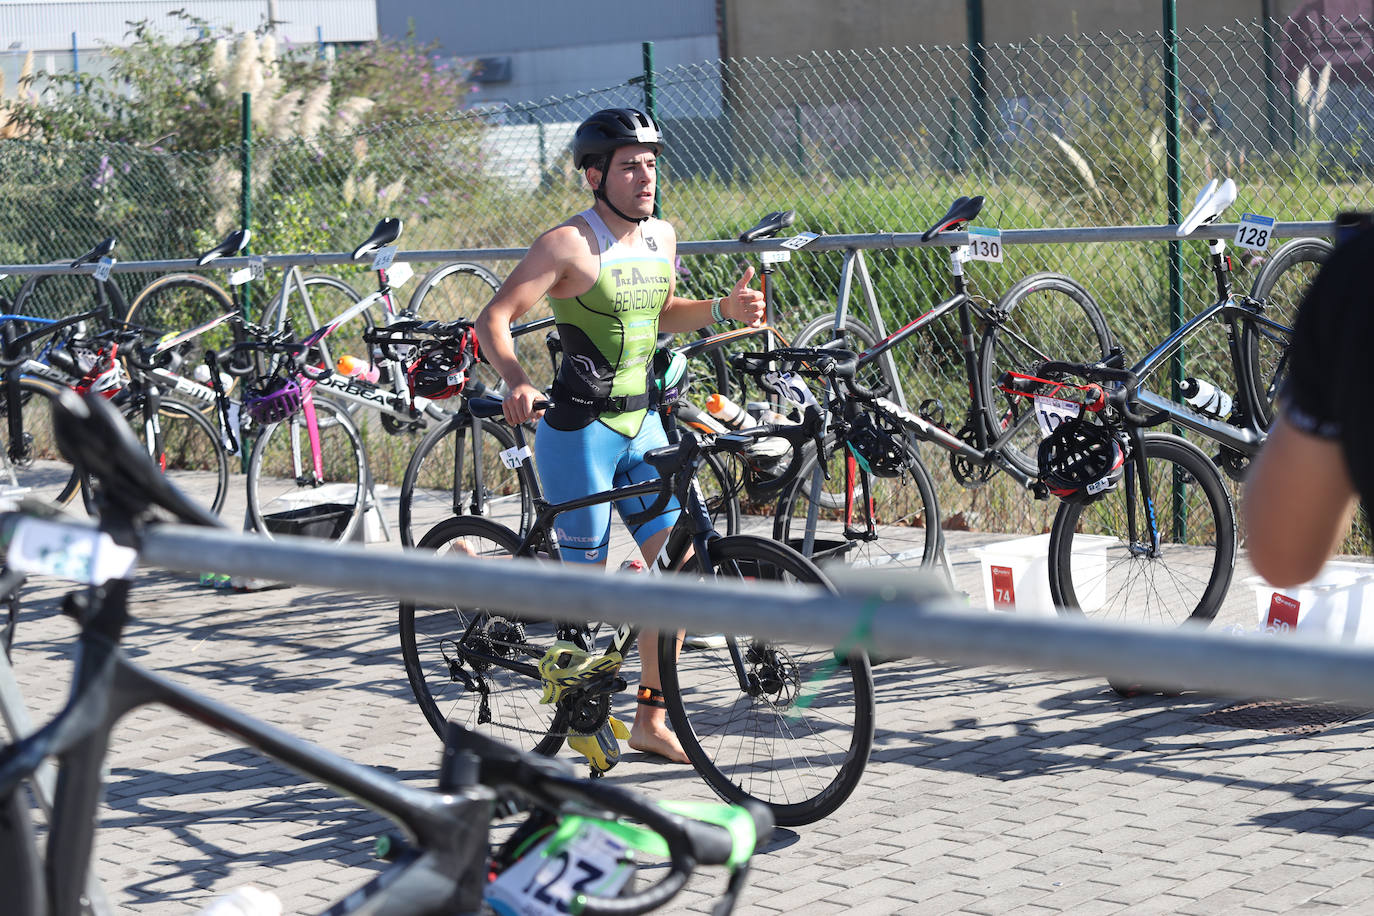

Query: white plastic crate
1249;561;1374;642
968;534;1111;615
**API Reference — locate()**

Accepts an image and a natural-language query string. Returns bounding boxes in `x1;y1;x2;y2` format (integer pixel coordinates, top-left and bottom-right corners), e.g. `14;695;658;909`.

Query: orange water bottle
705;392;749;429
336;354;380;384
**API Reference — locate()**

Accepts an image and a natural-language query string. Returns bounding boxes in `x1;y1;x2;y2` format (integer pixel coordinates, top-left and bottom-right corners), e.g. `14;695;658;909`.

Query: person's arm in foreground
1244;414;1360;587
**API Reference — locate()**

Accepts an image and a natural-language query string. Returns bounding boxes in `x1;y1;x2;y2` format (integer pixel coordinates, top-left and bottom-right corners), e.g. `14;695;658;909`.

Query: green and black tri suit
533;209;681;563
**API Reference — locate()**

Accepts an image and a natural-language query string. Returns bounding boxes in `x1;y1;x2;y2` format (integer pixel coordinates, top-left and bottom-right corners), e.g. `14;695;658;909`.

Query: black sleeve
1281;231;1374;439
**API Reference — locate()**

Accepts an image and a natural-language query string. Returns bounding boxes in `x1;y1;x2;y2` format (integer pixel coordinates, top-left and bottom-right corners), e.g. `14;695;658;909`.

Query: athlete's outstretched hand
725;267;766;327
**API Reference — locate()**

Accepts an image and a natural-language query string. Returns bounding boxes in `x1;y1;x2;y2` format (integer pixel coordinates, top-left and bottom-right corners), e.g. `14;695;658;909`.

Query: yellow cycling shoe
568;715;631;775
537;641;624;705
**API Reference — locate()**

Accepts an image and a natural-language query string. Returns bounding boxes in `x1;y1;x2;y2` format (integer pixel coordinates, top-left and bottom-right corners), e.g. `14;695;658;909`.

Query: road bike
0;390;772;916
1031;179;1328;626
400;388;875;826
790;195;1115;483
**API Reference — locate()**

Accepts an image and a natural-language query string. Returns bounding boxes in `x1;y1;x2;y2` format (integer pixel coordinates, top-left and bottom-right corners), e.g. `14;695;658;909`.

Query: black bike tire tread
1047;432;1236;626
397;413;532;547
976;272;1114;478
657;533;875;826
245;396;368;542
400;514;568;755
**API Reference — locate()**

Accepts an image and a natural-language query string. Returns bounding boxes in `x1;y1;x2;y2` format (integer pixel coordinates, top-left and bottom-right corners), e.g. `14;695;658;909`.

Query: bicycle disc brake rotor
949;423;993;487
745;642;802;710
462;615;528;672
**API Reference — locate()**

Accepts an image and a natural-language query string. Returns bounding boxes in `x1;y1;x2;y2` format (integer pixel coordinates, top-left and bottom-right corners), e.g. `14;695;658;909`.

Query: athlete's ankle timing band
637;685;667;708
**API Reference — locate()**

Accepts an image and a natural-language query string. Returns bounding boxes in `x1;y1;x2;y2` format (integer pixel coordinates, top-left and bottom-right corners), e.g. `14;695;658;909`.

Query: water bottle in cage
1180;377;1232;419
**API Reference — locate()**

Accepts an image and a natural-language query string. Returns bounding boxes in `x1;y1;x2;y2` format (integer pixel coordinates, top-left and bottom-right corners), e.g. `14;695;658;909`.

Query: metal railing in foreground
21;515;1372;711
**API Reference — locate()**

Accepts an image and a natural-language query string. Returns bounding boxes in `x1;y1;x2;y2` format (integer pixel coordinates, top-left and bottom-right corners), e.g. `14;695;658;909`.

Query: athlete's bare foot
629;715;689;763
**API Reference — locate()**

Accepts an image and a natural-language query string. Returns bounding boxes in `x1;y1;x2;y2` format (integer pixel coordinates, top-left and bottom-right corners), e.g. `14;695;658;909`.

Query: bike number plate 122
486;822;632;915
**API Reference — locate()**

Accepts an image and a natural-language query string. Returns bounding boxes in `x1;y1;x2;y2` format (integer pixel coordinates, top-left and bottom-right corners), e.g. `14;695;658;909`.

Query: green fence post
966;0;989;160
240;91;252;321
642;40;661;218
1162;0;1186;538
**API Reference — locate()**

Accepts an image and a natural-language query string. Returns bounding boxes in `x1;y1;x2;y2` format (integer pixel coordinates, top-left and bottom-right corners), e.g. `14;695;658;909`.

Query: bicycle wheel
246;396;367;542
791;313;893;397
658;534;875;826
977;273;1114;478
13;273;114;331
408;262;504;391
1243;237;1332;428
407;261;502;321
0;788;43;914
772;433;940;571
695;449;741;536
397;411;533;547
400;515;569;754
1048;432;1236;626
0;377;82;506
125;273;241;382
122;398;230;516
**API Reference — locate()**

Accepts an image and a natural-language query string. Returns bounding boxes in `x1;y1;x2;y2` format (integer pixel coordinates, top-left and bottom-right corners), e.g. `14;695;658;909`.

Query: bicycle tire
407;262;505;393
696;448;741;537
787;314;892;511
0;787;44;915
121;397;230;516
397;411;534;547
1243;237;1332;428
407;261;502;320
1;377;82;506
246;395;368;543
772;432;940;570
791;312;893;398
13;273;115;333
977;272;1114;478
257;274;367;370
657;534;874;826
1047;432;1236;626
125;273;241;386
400;515;570;754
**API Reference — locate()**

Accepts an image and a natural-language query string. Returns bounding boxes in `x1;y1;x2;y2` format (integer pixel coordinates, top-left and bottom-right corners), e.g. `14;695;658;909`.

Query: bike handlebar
1033;360;1154;426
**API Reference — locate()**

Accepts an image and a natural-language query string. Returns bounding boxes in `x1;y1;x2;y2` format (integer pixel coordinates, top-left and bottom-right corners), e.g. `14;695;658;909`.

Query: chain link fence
2;15;1370;539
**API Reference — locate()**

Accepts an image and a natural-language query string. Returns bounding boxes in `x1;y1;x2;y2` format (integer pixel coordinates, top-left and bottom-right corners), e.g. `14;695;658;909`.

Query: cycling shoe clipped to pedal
569;715;631;776
538;640;624;704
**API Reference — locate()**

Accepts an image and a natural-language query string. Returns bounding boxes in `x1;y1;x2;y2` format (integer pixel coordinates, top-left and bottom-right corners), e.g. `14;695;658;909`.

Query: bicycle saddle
70;237;117;269
921;196;984;242
351;217;403;261
1177;178;1237;237
739;209;796;243
197;228;252;267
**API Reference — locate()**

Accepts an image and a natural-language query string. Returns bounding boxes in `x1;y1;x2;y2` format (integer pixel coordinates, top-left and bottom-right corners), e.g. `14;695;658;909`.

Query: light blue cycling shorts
532;415;681;565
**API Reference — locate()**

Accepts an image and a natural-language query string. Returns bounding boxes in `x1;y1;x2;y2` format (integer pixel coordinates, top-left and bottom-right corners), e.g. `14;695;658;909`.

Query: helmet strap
591;154;650;225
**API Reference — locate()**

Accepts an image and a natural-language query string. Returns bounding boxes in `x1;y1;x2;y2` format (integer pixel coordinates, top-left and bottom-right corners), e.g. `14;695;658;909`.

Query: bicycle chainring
564;691;612;734
949;424;993;487
1216;448;1251;482
381;412;426;435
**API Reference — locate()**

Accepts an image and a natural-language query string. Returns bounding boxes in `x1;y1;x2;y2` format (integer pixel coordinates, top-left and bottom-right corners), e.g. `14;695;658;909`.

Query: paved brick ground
5;480;1374;914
